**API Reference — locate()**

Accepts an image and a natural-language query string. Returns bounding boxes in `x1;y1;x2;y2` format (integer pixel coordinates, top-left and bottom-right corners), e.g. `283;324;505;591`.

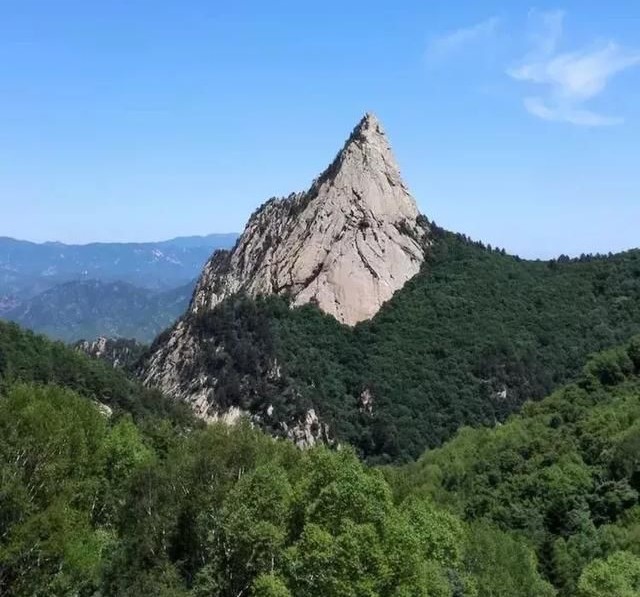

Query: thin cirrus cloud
508;10;640;126
425;16;501;63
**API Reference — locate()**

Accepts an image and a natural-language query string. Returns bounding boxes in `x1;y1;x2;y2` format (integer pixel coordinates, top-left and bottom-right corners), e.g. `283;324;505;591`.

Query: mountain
3;279;195;342
141;113;428;425
0;232;237;301
192;113;428;326
139;113;640;463
0;295;19;314
156;233;239;250
0;318;556;597
0;233;238;342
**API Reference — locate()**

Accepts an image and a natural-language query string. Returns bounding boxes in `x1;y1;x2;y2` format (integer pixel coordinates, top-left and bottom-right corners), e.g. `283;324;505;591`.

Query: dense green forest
0;383;558;597
0;320;195;425
167;228;640;462
2;321;640;594
389;336;640;596
0;321;551;596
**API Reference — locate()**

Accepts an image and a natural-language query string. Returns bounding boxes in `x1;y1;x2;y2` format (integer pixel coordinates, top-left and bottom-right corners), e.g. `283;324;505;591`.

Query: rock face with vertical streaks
139;113;429;437
191;112;428;325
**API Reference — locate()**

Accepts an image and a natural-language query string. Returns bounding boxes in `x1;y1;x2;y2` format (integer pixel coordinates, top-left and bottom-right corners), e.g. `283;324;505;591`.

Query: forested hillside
148;227;640;462
389;336;640;596
0;320;194;424
0;342;553;596
3;321;640;595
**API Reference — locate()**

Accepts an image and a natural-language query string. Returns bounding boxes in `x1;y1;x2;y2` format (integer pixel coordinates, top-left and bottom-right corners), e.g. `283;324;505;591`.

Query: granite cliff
191;112;428;325
140;113;429;440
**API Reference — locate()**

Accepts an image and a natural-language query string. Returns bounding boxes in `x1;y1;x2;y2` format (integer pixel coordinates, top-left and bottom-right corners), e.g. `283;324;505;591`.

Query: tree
252;574;292;597
577;551;640;597
464;522;555;597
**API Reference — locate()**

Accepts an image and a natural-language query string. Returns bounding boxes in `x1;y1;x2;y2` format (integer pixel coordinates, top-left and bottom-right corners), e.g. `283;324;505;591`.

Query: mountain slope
0;318;553;597
141;113;429;429
139;114;640;463
3;279;195;342
7;323;636;595
0;378;554;597
141;228;640;462
0;319;194;423
74;336;147;369
391;335;640;595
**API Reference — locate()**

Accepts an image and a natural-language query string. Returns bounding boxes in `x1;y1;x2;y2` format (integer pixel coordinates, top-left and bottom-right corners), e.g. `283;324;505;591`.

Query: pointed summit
141;113;431;419
188;114;429;325
338;112;390;162
352;111;381;135
320;112;389;175
306;112;414;221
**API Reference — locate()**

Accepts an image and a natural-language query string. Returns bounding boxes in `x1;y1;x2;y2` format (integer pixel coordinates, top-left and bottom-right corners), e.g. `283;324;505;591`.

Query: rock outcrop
75;336;145;369
140;113;429;435
191;112;428;325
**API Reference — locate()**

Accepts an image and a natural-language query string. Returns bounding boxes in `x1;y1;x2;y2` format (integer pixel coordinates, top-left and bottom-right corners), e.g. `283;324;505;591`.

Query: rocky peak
139;112;430;431
191;113;429;325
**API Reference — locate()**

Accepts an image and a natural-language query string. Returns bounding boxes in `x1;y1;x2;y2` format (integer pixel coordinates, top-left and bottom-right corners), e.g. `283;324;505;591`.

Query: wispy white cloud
426;16;501;63
508;10;640;126
523;96;622;126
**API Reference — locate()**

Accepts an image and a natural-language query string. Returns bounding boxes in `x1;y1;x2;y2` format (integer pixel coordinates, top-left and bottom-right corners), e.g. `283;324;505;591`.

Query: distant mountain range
3;279;195;343
0;233;237;298
0;233;237;341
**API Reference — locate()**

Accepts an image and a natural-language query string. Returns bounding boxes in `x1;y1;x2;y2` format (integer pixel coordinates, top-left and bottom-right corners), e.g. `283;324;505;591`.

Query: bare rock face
191;113;428;326
139;319;211;416
283;409;332;448
75;336;144;369
140;113;429;433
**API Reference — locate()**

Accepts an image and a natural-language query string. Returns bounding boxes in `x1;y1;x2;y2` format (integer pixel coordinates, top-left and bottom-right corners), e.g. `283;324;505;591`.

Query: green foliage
175;232;640;462
0;384;117;595
395;336;640;595
584;347;634;386
252;574;293;597
0;381;551;596
180;295;312;427
0;319;197;425
577;551;640;597
464;522;555;597
286;233;640;462
5;315;640;595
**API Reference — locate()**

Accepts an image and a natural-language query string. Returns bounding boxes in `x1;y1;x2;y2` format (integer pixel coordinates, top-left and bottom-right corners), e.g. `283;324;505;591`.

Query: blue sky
1;1;639;258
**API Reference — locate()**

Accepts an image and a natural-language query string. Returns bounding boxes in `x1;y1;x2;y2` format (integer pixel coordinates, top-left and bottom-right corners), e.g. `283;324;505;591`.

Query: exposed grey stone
191;113;429;326
140;113;430;436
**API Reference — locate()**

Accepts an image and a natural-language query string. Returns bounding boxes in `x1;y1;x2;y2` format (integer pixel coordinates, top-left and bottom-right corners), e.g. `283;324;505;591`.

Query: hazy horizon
0;231;238;246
